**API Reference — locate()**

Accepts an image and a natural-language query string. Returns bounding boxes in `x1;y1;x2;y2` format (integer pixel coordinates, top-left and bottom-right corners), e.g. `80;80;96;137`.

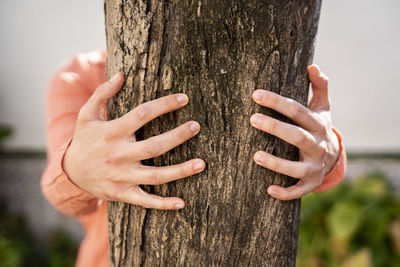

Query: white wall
0;0;399;152
315;0;400;153
0;0;105;150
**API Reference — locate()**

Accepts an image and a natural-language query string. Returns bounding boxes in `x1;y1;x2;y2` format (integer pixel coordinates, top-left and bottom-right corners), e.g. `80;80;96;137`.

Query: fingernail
175;202;185;209
189;122;200;133
253;90;264;101
176;94;188;104
110;73;120;83
255;152;267;163
268;187;278;195
193;161;204;171
250;115;261;126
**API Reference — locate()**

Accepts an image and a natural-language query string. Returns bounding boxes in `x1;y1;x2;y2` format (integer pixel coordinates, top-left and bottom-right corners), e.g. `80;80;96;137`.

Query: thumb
307;65;331;111
81;72;124;121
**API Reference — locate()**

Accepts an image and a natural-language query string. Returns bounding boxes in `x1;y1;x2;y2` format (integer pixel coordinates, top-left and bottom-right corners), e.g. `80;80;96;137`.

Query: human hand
250;65;340;200
62;73;205;210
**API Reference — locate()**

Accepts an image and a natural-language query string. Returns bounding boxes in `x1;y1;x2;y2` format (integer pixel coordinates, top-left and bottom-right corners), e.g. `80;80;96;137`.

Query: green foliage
0;200;78;267
0;125;12;147
1;173;399;266
0;235;22;267
297;173;400;267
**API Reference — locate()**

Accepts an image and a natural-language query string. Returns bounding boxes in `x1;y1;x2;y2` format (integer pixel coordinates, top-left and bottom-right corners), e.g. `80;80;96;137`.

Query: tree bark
105;0;321;266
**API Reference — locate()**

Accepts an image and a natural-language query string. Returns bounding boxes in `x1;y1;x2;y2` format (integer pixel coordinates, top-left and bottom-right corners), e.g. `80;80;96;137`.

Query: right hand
62;72;205;210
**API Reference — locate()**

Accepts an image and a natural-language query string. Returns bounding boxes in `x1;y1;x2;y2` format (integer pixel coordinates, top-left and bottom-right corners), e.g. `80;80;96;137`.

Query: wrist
61;139;79;186
324;127;343;176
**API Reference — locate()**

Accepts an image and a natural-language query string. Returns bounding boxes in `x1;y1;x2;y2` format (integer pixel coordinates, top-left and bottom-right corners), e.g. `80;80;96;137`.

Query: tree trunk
105;0;321;266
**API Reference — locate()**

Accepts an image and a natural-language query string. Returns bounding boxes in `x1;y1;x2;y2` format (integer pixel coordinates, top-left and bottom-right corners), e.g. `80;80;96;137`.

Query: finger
132;159;205;185
267;180;317;201
250;113;316;152
119;186;186;210
252;89;321;132
253;151;311;179
115;93;189;135
82;72;124;120
308;64;331;111
131;121;200;160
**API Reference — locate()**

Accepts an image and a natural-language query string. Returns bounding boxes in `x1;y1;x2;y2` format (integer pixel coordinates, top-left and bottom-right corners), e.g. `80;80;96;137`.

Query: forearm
41;52;106;217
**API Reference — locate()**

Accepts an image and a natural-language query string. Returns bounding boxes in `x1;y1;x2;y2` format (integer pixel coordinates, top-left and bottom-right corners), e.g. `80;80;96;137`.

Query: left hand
250;64;340;200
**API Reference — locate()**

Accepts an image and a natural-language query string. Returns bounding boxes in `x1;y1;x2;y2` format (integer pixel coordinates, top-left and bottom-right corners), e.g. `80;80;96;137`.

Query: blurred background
0;0;399;266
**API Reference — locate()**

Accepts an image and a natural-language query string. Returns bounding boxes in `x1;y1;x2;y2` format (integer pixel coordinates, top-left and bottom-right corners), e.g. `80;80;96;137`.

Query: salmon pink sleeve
313;127;347;193
41;50;106;217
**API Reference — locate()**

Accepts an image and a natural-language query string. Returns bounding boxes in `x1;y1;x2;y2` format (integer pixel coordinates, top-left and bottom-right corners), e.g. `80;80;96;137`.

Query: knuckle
326;99;332;110
314;116;329;133
175;127;189;142
104;151;125;165
143;138;162;157
149;171;163;185
105;171;119;183
322;124;331;136
290;102;303;118
286;186;303;199
279;192;292;201
110;191;121;201
132;189;150;208
313;163;324;175
134;105;148;121
93;85;108;103
294;130;308;146
297;167;309;179
309;163;323;177
311;180;322;190
316;142;328;156
136;196;150;209
268;119;279;133
268;157;280;171
268;93;279;107
165;95;178;109
96;83;107;95
159;201;169;210
103;128;119;141
317;161;326;173
105;187;121;201
97;81;108;90
286;191;300;200
179;164;190;178
316;123;327;134
156;96;175;112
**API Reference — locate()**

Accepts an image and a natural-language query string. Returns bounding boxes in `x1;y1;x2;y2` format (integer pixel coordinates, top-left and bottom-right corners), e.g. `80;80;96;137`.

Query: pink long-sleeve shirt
41;49;347;267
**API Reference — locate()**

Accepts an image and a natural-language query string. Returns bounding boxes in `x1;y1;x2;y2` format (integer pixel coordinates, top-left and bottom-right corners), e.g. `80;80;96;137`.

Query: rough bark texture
105;0;321;266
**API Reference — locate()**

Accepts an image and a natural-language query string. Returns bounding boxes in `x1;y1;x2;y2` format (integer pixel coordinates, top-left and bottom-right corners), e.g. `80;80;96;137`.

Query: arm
41;52;105;217
42;52;206;216
250;65;347;200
